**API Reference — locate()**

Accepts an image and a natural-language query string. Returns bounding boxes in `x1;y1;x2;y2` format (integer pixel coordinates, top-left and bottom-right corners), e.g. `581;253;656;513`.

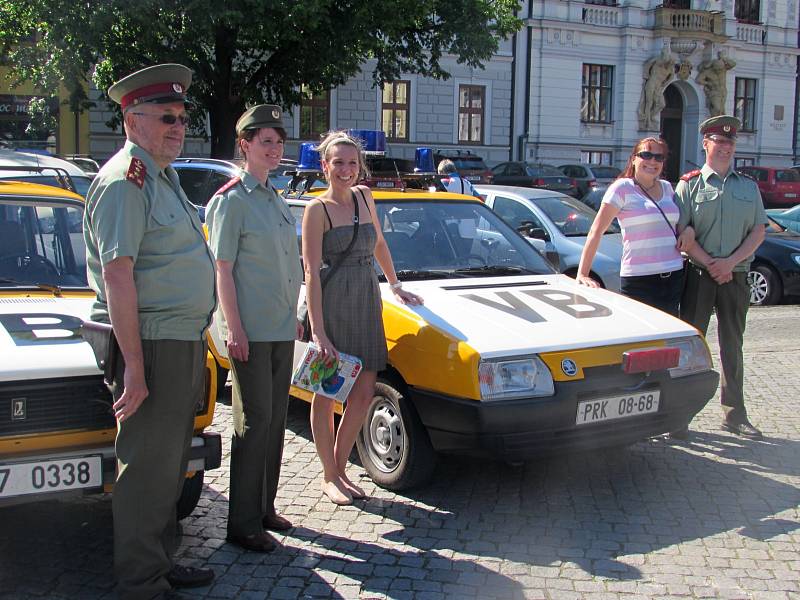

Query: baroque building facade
86;1;798;178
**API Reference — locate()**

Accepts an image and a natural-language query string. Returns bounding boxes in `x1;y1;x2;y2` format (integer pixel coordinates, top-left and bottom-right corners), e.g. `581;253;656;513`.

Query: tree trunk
209;103;240;159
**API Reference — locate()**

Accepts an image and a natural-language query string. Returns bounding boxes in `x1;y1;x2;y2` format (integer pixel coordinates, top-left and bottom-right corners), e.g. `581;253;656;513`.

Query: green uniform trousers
227;340;294;537
680;265;750;424
111;339;207;600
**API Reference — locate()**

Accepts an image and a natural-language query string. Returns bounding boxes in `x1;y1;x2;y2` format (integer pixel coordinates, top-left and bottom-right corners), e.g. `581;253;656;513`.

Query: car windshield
526;164;564;177
0;198;88;288
450;158;487;171
534;194;620;236
373;200;555;277
592;167;620;179
0;174;92;198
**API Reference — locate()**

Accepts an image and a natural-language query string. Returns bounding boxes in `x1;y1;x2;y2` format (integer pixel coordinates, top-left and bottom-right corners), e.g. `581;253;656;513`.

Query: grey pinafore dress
319;199;388;371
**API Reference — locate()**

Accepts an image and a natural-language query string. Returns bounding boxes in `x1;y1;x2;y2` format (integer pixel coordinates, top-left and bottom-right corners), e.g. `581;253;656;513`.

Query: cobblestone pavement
2;306;799;600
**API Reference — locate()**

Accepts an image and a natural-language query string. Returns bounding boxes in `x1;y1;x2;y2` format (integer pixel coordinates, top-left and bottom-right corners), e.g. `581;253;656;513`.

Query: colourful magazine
291;343;363;403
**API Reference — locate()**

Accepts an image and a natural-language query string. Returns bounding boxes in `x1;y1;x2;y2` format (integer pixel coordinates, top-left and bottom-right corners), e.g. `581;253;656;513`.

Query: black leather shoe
166;564;214;588
226;530;277;553
721;420;763;439
262;512;293;531
667;426;690;440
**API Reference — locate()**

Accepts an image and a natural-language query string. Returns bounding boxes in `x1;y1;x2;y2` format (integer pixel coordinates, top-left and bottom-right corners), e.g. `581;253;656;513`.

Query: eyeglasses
635;151;666;162
130;112;190;126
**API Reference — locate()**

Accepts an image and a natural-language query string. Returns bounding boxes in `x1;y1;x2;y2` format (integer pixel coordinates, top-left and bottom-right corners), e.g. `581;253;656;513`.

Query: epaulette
213;176;241;196
125;157;146;189
680;169;701;182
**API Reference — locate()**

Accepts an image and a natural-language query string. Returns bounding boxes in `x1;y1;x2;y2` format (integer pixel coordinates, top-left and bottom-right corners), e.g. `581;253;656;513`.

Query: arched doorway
660;85;683;183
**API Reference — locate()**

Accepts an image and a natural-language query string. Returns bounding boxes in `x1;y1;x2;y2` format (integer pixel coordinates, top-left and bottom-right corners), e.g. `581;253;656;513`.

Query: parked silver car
475;185;622;291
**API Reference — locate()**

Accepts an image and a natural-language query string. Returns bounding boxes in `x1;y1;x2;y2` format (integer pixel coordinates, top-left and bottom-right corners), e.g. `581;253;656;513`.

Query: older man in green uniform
83;64;216;599
675;115;767;439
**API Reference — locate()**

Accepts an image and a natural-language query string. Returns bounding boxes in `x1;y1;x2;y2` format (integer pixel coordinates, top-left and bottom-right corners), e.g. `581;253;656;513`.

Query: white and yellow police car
0;180;221;517
207;187;719;491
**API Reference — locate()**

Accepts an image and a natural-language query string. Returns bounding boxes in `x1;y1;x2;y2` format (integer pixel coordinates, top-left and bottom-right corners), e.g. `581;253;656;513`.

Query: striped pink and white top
601;178;683;277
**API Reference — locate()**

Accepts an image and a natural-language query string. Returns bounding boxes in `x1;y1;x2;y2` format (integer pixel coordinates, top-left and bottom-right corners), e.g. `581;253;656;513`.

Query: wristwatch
390;281;403;291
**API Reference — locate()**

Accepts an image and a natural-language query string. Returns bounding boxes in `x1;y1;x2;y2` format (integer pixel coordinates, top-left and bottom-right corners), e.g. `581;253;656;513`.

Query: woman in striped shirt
577;137;694;316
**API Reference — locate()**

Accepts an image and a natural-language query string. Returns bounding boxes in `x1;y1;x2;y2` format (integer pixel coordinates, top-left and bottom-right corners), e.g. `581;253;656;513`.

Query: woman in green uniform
206;105;302;552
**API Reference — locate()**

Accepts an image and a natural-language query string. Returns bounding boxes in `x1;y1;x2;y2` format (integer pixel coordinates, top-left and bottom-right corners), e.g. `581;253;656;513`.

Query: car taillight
571;178;578;188
588;179;597;188
483;170;493;183
533;178;546;186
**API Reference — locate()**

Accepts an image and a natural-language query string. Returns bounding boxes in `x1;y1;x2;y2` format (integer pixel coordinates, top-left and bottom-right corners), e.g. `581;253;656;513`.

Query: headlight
791;253;800;267
478;356;554;400
664;335;713;378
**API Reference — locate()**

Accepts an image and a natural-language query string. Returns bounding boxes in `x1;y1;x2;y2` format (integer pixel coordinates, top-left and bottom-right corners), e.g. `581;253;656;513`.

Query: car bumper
0;431;221;507
408;368;719;459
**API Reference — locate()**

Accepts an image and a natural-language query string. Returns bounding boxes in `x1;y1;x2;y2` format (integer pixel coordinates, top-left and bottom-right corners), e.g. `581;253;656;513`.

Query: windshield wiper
453;265;536;276
0;278;64;294
383;269;460;281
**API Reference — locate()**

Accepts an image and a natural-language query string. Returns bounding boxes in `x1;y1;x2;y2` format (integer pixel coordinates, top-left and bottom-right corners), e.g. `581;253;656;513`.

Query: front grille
0;376;115;437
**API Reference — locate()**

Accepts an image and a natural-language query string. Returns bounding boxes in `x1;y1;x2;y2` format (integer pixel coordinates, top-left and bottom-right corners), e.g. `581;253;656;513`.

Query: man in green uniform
83;64;217;599
675;115;767;439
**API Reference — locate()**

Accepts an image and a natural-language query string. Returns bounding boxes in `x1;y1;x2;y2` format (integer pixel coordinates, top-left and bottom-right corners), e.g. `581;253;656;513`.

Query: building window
581;150;612;165
735;0;761;23
382;81;410;142
299;86;329;139
661;1;690;7
581;64;613;123
458;85;485;144
734;78;757;132
584;0;618;5
735;157;755;169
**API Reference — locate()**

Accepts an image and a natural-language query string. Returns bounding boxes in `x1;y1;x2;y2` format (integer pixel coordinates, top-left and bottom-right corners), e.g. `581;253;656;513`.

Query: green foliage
0;0;521;156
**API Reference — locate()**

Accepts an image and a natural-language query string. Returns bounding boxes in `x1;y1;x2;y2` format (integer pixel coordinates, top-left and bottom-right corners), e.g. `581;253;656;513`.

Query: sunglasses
130;112;190;126
635;151;666;162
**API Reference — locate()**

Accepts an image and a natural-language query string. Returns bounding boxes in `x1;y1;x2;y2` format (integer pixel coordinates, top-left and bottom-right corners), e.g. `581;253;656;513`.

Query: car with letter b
0;178;221;517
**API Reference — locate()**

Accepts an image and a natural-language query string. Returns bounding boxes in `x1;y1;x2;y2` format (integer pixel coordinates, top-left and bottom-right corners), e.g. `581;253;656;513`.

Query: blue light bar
347;129;386;155
297;142;321;170
415;147;435;173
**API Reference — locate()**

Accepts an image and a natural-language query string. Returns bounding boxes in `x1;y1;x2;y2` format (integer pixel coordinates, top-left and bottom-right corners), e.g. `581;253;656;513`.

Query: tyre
748;264;781;306
176;471;204;520
356;380;437;491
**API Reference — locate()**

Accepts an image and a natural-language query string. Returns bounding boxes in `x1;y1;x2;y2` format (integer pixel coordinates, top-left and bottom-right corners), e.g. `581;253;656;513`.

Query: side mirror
517;221;548;241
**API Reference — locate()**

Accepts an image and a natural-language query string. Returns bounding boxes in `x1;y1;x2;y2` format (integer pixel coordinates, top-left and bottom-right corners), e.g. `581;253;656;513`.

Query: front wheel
748;264;781;306
356;380;437;491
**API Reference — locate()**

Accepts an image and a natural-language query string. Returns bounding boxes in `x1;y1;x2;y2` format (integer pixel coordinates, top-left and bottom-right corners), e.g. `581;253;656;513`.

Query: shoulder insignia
213;176;241;196
125;157;146;189
680;169;701;182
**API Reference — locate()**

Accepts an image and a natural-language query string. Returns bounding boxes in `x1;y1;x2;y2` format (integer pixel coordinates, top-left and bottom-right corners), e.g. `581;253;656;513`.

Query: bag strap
636;181;678;240
319;190;360;288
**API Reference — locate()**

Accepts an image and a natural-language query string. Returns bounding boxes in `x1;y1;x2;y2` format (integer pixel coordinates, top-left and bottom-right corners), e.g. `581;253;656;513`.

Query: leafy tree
0;0;521;157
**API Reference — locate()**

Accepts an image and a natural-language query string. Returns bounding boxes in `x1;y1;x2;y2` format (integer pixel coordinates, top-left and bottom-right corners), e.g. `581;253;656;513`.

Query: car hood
763;230;800;251
383;274;696;359
0;296;100;381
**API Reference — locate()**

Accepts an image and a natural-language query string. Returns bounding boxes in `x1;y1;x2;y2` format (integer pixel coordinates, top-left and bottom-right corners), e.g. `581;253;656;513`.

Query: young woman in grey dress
302;131;422;505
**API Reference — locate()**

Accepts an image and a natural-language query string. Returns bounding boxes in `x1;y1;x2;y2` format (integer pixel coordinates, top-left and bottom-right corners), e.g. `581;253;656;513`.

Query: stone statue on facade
695;51;737;116
638;48;676;131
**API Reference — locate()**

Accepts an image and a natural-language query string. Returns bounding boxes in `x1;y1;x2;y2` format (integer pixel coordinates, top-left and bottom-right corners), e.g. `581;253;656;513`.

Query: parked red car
737;166;800;208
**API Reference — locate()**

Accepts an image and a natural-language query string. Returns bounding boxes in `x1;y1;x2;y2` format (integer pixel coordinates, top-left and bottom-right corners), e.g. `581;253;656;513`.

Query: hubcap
363;396;405;473
748;270;768;304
